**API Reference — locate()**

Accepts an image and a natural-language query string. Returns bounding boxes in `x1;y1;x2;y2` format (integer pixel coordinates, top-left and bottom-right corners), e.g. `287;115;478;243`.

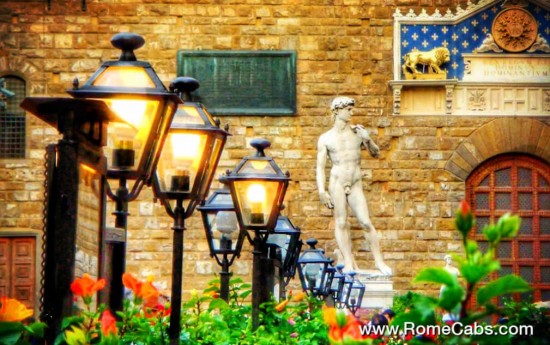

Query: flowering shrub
390;201;535;345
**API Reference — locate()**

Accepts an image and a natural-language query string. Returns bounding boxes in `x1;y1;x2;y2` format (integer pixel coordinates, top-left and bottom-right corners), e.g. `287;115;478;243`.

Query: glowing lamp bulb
247;184;266;224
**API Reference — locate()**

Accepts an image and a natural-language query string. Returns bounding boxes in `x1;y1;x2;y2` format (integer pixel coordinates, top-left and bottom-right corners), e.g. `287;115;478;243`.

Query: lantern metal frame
197;175;245;302
297;238;334;298
151;77;229;344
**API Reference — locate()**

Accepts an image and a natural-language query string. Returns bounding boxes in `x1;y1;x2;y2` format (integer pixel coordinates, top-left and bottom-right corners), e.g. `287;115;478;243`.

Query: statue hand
352;124;371;140
319;191;334;209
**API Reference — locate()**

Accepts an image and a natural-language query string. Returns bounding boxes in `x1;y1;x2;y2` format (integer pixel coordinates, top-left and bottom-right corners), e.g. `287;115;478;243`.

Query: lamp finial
111;33;145;62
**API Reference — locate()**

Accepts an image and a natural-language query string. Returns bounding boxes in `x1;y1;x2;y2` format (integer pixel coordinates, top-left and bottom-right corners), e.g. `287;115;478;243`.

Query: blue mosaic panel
399;1;550;80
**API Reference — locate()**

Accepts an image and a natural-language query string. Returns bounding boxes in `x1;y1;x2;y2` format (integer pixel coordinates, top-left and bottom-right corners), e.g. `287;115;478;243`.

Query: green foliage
501;299;550;345
392;203;539;345
180;277;329;345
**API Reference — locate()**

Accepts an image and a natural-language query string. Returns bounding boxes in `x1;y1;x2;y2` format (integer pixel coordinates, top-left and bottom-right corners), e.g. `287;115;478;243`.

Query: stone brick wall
1;0;548;300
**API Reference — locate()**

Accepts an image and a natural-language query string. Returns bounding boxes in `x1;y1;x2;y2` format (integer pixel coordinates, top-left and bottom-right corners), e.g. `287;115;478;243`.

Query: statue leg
348;184;392;276
330;185;358;272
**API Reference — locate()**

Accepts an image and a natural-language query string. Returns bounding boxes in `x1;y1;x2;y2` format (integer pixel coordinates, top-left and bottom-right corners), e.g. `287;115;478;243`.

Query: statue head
330;96;355;119
444;254;452;265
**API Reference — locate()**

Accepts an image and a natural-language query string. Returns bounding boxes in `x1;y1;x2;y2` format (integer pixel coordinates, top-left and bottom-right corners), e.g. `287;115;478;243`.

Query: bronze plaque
177;50;296;116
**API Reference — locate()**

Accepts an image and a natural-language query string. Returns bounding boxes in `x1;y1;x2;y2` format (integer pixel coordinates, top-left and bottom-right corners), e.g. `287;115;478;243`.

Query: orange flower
0;296;33;322
323;306;338;327
291;291;306;302
122;273;159;307
275;299;289;312
70;274;106;304
100;310;117;336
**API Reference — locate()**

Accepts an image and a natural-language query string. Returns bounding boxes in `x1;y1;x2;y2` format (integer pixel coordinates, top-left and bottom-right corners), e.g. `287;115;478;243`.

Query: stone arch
445;118;550;180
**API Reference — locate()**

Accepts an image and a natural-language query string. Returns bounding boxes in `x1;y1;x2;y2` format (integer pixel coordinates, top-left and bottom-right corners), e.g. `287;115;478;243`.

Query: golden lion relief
402;47;450;79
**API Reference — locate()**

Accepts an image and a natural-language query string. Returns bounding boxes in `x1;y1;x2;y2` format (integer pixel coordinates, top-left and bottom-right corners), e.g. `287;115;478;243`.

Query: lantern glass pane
197;137;224;199
234;180;280;227
210;192;233;206
171;105;205;126
267;233;290;262
207;211;239;251
156;132;208;192
104;98;160;171
237;159;277;175
92;66;156;88
303;263;323;290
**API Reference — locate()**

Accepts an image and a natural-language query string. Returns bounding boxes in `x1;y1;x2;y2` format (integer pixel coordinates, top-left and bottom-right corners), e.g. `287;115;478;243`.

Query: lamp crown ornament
111;32;145;62
250;138;271;157
306;238;318;249
170;76;200;102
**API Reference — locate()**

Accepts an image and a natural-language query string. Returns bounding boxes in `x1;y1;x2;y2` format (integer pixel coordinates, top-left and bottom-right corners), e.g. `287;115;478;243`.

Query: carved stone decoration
445;84;455;115
526;35;550;53
492;8;538;53
544;91;550;112
402;47;450;80
393;85;402;115
474;34;504;53
468;89;487;111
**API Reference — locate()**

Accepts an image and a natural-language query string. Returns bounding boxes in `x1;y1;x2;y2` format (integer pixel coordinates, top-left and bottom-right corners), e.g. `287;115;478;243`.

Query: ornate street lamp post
67;32;181;311
343;271;365;316
297;238;334;298
225;138;290;330
152;76;229;344
20;98;118;342
330;264;347;308
266;215;301;300
197;175;245;302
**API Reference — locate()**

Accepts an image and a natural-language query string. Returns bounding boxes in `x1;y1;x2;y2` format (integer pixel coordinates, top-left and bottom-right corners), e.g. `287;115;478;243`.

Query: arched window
467;154;550;303
0;75;26;159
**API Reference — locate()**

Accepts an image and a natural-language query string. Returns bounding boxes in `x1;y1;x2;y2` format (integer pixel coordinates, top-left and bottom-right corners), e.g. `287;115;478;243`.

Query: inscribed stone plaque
177;50;296;116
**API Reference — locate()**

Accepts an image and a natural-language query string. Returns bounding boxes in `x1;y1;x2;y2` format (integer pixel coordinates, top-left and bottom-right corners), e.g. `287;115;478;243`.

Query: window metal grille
0;76;26;159
467;154;550;303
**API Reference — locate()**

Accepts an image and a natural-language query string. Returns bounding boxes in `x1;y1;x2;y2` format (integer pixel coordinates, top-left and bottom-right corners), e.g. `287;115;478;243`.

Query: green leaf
483;224;501;244
208;298;229;311
23;322;46;337
477;274;532;305
439;284;465;312
0;322;24;345
414;267;458;287
460;261;499;285
497;213;521;239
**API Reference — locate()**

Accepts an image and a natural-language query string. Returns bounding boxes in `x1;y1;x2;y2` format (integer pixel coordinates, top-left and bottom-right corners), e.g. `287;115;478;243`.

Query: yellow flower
64;326;87;345
291;291;306;302
275;299;289;312
0;296;33;322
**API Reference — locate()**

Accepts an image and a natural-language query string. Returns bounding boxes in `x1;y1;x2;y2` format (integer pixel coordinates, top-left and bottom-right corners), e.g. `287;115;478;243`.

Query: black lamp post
266;215;301;300
330;264;347;308
225;138;290;330
152;76;229;344
20;97;118;343
342;271;365;316
297;238;334;298
197;175;245;302
67;32;181;312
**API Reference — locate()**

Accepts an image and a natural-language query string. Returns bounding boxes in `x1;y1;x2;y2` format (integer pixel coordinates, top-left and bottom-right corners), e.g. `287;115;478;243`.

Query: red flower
459;200;471;217
455;200;474;237
70;274;106;304
100;310;117;336
122;273;159;307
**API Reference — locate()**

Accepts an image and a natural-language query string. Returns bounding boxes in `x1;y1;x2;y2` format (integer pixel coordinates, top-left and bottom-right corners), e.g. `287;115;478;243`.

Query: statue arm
353;125;380;158
316;137;333;209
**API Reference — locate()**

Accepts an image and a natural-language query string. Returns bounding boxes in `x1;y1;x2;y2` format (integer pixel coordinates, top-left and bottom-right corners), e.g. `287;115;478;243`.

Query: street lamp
330;264;346;308
197;175;245;302
342;271;365;316
20;97;117;343
266;215;301;300
297;238;334;298
67;32;181;311
152;76;229;344
225;138;290;330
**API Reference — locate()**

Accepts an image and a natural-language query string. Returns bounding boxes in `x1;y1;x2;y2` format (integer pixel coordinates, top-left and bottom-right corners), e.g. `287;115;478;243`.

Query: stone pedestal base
356;270;395;310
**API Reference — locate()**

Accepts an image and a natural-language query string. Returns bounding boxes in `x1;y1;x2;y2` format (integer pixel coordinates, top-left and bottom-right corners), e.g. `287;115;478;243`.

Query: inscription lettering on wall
177;50;297;116
463;55;550;82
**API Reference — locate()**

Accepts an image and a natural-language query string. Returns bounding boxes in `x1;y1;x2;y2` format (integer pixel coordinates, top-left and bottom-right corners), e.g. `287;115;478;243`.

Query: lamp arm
160;198;175;219
105;180;116;200
127;178;146;202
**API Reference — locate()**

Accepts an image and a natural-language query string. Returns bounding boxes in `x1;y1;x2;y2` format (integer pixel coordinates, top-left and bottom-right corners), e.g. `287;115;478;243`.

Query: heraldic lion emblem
402;47;450;79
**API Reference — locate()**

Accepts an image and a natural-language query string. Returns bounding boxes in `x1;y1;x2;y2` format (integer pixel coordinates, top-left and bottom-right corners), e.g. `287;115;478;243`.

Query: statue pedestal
357;271;395;310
